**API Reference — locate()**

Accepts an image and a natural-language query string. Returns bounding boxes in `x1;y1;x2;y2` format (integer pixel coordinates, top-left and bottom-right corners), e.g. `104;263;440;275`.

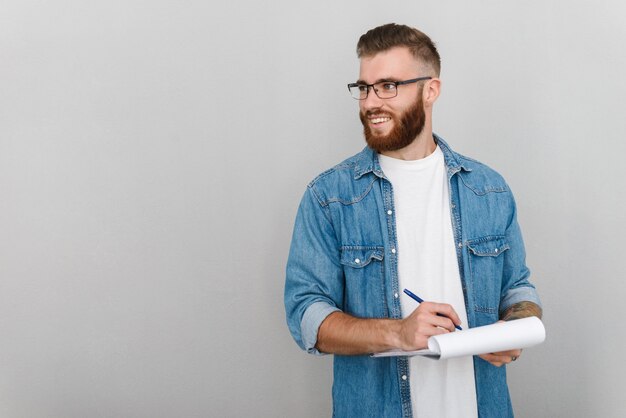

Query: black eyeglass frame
347;76;433;100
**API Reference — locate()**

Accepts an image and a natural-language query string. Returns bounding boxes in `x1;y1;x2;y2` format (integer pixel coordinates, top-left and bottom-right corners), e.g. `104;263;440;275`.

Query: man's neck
379;132;437;161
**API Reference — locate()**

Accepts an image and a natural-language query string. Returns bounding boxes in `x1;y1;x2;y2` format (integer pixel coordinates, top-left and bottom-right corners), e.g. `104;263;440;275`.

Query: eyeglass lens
350;82;398;100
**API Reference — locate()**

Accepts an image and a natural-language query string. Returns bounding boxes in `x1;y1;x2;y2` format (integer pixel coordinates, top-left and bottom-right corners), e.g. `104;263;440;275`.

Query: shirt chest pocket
466;236;509;320
339;246;386;318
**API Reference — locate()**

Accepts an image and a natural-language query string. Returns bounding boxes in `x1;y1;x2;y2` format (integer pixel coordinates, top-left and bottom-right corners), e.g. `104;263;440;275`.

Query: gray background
1;1;625;417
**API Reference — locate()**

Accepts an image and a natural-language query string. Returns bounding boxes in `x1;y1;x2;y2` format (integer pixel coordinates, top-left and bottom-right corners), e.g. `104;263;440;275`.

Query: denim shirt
284;135;541;418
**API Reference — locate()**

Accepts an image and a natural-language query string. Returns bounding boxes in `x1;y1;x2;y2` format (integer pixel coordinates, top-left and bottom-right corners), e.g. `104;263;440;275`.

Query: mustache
362;109;394;118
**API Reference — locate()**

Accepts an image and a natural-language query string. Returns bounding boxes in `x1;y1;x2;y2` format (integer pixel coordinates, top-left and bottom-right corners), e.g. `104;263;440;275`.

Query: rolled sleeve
301;301;341;355
500;285;542;314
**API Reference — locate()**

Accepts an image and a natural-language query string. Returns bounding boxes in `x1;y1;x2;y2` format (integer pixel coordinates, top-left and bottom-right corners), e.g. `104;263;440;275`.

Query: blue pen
403;288;463;331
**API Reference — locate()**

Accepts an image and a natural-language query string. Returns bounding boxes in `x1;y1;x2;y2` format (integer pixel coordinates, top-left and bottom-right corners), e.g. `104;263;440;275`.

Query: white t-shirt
379;146;478;418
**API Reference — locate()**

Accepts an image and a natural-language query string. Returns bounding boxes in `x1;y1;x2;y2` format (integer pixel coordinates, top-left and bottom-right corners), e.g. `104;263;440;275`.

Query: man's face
357;47;426;153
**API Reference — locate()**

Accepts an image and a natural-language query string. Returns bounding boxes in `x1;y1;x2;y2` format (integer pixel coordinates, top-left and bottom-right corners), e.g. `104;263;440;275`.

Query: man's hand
479;348;522;367
479;301;542;367
398;302;462;351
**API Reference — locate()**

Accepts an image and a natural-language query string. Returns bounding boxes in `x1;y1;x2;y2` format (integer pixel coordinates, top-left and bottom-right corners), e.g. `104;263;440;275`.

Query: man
284;23;542;418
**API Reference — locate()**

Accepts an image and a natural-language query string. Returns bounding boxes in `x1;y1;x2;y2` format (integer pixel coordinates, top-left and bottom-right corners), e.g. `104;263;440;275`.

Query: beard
359;92;426;153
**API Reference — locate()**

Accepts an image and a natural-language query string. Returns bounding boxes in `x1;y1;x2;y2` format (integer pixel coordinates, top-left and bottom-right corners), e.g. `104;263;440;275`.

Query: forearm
500;301;542;321
315;311;403;355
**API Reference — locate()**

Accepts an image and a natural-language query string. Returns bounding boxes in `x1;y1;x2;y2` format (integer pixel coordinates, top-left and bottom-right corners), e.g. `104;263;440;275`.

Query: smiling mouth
369;116;391;125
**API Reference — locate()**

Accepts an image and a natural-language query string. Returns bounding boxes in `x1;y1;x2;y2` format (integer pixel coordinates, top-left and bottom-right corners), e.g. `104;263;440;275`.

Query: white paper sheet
372;316;546;360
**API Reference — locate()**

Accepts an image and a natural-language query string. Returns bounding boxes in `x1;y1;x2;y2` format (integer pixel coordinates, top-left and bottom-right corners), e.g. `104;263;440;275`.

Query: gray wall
1;1;625;417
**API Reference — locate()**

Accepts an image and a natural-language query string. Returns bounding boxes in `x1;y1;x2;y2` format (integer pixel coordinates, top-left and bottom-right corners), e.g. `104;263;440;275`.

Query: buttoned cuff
500;286;542;316
301;301;341;355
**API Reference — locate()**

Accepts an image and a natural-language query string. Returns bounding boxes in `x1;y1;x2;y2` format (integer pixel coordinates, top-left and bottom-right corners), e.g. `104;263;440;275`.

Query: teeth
371;117;391;124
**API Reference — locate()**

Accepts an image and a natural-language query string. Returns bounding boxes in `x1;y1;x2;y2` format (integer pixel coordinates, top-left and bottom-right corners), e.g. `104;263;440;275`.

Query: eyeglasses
347;76;432;100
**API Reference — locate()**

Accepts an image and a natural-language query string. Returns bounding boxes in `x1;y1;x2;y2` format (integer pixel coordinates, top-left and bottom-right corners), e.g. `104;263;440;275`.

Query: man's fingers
413;311;453;335
494;349;522;359
479;349;523;367
479;353;508;367
419;302;462;329
401;302;464;350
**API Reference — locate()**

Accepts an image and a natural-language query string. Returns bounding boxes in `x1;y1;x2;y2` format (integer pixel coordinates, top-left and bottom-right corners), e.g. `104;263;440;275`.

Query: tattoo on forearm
501;301;543;321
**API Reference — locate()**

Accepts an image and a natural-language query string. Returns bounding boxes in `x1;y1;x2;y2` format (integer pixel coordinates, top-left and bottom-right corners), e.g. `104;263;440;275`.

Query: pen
403;288;463;331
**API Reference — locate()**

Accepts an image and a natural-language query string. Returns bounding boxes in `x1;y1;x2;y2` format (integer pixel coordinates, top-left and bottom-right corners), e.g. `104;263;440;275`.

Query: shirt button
391;248;396;254
387;210;392;215
354;258;361;264
458;242;462;248
495;248;498;253
394;293;399;299
402;375;407;381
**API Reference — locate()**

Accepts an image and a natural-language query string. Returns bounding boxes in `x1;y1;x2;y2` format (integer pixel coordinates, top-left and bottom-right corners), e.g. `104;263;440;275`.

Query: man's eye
381;82;397;91
357;85;368;92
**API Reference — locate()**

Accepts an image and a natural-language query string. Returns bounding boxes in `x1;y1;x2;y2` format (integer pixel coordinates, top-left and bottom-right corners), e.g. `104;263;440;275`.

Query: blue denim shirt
284;135;541;418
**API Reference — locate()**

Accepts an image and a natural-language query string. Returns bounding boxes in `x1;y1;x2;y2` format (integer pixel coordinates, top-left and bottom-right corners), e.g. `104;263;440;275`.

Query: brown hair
356;23;441;76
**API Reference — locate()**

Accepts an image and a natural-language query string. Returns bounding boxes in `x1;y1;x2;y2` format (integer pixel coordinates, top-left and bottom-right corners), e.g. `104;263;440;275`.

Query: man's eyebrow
355;77;399;84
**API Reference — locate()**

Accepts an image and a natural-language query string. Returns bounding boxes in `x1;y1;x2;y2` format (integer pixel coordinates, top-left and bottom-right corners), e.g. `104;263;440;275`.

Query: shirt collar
353;133;472;180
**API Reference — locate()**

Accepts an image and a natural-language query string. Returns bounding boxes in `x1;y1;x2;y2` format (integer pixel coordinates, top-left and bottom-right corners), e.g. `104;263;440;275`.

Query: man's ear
423;78;441;107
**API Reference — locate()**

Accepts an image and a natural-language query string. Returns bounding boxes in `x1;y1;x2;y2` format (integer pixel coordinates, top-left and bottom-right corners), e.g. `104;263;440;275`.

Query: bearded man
284;23;542;418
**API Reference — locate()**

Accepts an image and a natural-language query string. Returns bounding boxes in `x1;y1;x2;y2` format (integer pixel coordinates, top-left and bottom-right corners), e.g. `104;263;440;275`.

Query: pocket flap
340;246;384;268
467;236;509;257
